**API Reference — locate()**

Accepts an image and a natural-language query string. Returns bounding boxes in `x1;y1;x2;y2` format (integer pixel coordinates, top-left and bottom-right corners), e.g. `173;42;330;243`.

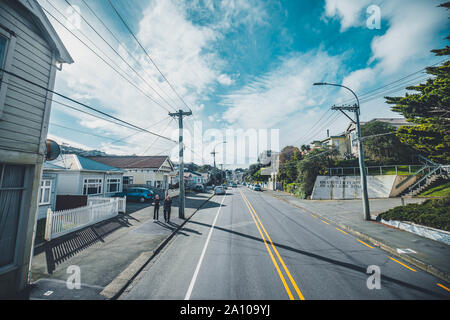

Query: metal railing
44;198;120;241
327;165;425;176
407;164;449;194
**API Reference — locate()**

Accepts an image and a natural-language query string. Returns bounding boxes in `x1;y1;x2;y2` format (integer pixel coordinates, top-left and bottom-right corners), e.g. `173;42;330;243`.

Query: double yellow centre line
239;189;305;300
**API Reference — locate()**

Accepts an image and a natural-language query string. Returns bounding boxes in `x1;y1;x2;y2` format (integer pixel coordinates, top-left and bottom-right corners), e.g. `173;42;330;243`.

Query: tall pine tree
385;3;449;163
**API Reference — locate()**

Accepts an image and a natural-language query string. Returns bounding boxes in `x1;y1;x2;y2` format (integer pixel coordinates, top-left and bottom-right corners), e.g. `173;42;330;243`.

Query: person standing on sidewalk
163;195;172;223
153;195;160;222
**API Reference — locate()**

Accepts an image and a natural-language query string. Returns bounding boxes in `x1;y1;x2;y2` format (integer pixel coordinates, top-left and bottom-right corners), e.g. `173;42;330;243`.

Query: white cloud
220;50;344;146
217;74;234;86
324;0;372;32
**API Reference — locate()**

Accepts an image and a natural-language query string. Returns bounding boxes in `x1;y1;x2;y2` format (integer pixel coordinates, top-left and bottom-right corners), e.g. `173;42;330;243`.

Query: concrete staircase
403;158;449;196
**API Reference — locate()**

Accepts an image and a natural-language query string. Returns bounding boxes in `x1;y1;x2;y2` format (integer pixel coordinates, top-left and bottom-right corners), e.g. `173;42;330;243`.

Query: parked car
214;186;226;195
253;184;262;191
114;188;155;203
193;184;204;192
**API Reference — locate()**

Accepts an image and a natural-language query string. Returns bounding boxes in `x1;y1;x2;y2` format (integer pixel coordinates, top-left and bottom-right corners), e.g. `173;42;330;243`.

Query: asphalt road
120;187;450;300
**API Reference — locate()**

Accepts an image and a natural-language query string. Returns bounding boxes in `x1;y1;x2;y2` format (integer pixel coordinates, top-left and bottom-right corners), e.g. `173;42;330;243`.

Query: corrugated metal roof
86;156;171;169
43;162;66;170
76;155;122;172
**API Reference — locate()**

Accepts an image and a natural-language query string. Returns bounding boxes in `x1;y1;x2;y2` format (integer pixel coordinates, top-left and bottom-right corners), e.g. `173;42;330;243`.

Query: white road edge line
184;195;226;300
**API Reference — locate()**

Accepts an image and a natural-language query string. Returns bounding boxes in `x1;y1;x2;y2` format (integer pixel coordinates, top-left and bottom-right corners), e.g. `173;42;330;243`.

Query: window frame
0;25;17;118
0;164;27;272
123;176;134;185
38;179;52;205
106;177;121;193
82;178;103;196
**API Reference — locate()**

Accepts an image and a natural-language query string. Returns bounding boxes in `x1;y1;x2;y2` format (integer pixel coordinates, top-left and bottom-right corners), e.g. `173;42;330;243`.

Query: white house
87;156;175;190
0;0;72;297
47;154;124;200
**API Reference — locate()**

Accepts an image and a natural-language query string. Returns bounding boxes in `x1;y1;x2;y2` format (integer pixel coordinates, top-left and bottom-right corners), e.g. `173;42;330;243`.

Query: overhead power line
0;68;177;143
106;0;193;113
62;0;178;113
41;3;173;114
79;0;182;111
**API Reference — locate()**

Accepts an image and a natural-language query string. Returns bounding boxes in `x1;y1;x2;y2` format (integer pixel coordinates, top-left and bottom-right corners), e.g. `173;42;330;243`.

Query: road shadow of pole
187;219;448;299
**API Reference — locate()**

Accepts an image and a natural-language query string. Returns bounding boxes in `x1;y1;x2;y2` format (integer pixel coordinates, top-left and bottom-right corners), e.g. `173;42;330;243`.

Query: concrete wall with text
311;175;397;200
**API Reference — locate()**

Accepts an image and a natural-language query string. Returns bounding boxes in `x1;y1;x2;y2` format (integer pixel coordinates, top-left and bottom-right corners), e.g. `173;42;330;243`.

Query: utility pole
211;150;217;169
331;104;370;221
169;109;192;219
313;82;370;221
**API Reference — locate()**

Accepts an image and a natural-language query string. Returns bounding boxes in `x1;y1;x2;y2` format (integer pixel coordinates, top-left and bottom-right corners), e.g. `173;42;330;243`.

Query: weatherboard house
87;156;175;190
0;0;73;297
45;153;124;204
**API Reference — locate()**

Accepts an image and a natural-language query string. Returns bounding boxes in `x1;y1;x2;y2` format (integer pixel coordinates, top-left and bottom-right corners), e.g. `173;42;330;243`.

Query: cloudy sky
41;0;449;167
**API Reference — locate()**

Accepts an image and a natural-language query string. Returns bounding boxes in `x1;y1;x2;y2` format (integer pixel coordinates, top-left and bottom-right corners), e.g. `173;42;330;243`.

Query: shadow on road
188;219;448;299
35;215;132;274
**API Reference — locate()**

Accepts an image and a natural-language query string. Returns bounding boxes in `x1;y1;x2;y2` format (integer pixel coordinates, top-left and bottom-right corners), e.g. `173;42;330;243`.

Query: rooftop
86;156;171;169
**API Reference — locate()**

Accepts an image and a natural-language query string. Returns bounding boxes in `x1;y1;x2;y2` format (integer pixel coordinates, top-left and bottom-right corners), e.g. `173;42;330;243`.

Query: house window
83;178;102;195
0;164;26;268
39;179;52;205
107;178;121;193
0;36;7;68
123;176;133;185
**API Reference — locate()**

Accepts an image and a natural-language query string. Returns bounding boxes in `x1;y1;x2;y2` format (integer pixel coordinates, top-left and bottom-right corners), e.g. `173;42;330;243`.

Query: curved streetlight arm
313;82;360;113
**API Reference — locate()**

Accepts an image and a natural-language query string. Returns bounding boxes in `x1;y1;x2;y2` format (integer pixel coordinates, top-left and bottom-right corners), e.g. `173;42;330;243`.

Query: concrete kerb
267;191;450;284
103;193;215;300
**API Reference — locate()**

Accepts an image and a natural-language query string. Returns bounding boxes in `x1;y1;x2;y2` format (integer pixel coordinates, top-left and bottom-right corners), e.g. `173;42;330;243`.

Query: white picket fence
44;197;126;241
88;196;126;213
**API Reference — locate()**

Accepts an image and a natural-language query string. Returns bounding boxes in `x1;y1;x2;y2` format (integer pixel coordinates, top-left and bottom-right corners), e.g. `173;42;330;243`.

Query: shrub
378;197;450;231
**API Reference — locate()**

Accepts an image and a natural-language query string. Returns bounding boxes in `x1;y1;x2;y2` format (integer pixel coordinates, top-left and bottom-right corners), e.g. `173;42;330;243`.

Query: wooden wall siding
0;0;54;154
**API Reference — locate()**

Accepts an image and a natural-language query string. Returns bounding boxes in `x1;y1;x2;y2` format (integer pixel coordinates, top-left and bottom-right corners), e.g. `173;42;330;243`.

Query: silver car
214;186;226;195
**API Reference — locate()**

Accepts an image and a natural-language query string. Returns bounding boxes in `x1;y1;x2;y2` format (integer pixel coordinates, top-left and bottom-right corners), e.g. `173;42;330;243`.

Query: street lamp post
313;82;371;221
211;141;226;184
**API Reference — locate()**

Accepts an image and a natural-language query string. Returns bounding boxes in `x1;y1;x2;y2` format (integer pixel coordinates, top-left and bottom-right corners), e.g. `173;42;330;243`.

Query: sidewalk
267;190;450;283
26;191;214;300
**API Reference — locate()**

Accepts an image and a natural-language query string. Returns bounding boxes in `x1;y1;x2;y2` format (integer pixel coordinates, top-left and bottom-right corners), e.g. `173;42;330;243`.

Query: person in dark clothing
163;195;172;223
153;195;160;222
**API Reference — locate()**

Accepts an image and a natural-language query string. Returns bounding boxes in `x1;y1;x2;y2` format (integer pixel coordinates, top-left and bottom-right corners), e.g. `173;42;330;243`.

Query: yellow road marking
437;283;450;292
320;220;329;225
336;228;348;235
389;257;417;272
240;190;305;300
310;214;317;218
357;239;374;249
239;190;294;300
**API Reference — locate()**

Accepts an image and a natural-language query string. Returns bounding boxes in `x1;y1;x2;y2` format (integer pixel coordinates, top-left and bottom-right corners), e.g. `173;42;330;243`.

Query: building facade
87;156;175;190
0;0;72;297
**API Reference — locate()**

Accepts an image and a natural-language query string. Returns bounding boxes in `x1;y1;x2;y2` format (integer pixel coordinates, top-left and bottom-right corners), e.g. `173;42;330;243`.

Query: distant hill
59;143;109;157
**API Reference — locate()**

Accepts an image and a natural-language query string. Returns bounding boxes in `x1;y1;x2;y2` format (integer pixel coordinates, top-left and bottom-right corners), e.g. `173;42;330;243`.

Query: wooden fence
44;197;125;241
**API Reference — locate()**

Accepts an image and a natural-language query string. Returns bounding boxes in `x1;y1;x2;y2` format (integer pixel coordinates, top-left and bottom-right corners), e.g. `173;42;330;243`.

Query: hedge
378;197;450;231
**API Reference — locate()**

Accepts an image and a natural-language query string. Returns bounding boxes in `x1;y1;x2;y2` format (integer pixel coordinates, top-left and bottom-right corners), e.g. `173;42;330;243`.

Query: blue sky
42;0;449;166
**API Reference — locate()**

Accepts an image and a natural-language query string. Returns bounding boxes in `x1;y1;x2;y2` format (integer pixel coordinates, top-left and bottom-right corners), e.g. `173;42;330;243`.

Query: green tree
360;121;416;163
296;147;339;198
385;26;450;163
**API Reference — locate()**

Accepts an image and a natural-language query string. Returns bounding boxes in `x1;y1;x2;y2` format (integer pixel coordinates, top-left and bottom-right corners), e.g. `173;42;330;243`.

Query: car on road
193;184;204;192
232;183;237;188
214;186;226;195
253;184;262;191
114;187;155;203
